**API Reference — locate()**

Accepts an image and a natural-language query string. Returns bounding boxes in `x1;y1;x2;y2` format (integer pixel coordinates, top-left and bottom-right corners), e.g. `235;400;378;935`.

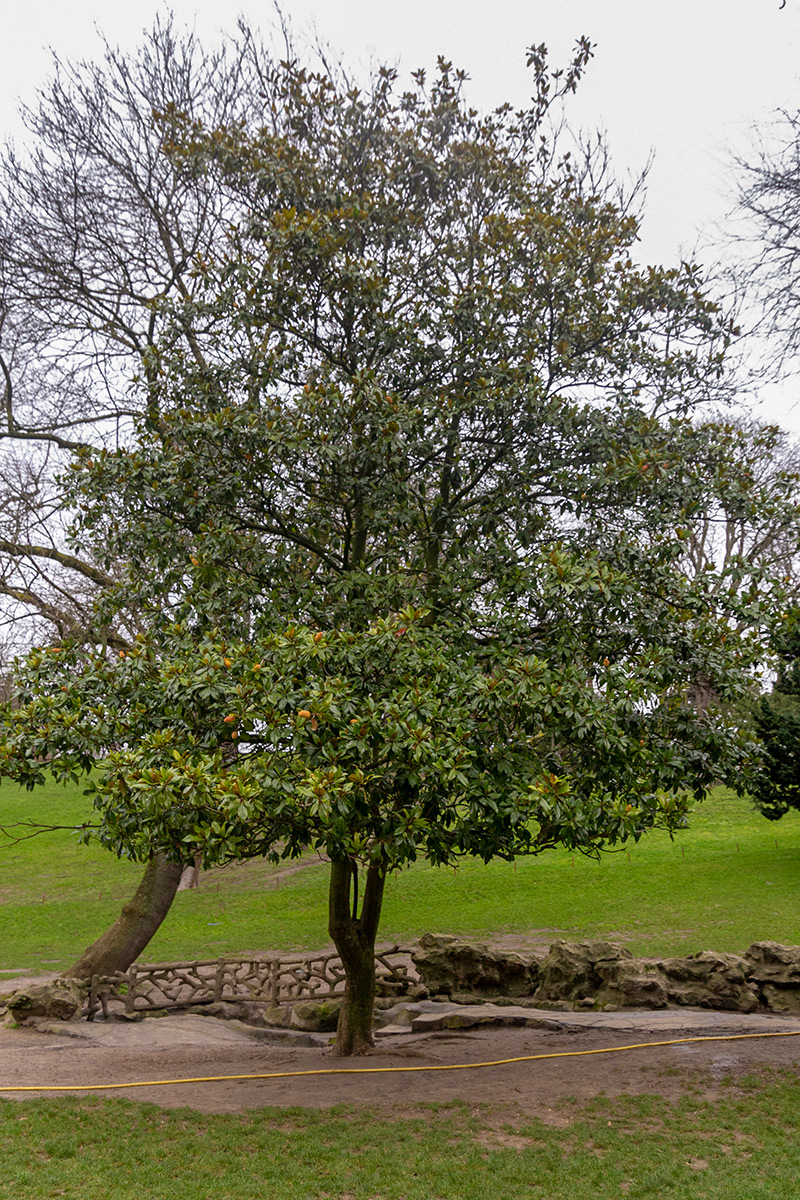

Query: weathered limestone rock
593;950;758;1014
759;984;800;1014
745;941;800;985
257;1005;293;1028
409;1004;566;1034
289;999;342;1033
660;951;759;1013
192;1001;250;1020
403;982;430;1001
373;1002;422;1029
416;939;800;1015
433;1007;528;1030
534;940;632;1004
745;942;800;1013
412;934;541;998
5;979;84;1024
594;959;670;1010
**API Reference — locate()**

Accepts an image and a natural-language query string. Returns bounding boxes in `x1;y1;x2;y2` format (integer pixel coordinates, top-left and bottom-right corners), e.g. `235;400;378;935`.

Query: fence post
125;966;136;1015
86;974;99;1021
269;960;280;1005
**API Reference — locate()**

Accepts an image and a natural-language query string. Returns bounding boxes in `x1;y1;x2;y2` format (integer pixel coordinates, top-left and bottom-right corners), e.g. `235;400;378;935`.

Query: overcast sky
2;0;800;425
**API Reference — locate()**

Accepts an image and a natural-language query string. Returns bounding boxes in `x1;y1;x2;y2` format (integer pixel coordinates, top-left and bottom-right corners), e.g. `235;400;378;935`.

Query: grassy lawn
2;778;800;975
3;779;800;1198
1;1077;799;1200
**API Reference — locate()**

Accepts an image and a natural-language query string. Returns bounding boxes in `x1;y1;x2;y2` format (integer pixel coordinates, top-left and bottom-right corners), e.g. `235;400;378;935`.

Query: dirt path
2;1009;799;1115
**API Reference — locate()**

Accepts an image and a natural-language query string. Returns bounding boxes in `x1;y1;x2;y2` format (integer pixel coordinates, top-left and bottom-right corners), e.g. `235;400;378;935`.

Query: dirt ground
2;1014;799;1116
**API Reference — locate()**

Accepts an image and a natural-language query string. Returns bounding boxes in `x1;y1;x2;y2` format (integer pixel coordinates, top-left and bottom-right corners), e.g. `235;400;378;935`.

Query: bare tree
0;19;269;635
732;109;800;375
680;416;800;601
670;415;800;714
0;18;283;976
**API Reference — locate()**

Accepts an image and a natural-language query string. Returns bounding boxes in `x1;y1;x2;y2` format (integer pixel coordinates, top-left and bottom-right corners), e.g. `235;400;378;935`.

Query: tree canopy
0;34;771;1052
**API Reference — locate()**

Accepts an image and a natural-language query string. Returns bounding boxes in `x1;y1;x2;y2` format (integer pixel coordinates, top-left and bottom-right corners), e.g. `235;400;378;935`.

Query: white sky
2;0;800;425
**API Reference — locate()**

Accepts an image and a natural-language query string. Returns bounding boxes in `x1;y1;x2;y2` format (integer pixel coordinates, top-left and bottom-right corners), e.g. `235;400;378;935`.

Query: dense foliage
747;615;800;820
0;42;770;1049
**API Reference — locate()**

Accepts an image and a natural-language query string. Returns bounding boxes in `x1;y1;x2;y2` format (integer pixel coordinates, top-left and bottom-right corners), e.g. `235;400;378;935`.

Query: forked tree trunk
328;856;387;1056
63;854;183;980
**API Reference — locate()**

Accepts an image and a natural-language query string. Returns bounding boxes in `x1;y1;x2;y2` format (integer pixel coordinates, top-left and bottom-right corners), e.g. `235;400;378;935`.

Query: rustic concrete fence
85;947;416;1019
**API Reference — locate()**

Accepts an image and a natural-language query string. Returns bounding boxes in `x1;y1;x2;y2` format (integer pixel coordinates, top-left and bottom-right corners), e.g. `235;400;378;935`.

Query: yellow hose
2;1029;799;1092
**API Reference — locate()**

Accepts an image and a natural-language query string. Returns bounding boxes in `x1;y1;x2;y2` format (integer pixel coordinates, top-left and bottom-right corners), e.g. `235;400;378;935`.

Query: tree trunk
328;856;387;1056
177;854;201;891
63;854;183;980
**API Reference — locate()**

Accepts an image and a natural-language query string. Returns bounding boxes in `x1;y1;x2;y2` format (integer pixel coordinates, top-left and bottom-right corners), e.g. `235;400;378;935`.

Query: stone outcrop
3;979;85;1024
535;940;632;1004
593;957;670;1010
743;942;800;1014
660;952;759;1013
412;934;542;999
289;999;342;1033
413;936;800;1016
536;941;778;1014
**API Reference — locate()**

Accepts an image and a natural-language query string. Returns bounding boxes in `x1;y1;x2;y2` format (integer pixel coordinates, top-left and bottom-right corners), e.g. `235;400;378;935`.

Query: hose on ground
1;1029;799;1092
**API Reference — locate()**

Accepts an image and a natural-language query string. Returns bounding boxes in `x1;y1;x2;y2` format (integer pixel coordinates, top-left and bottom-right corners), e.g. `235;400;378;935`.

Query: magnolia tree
0;44;767;1052
2;591;754;1051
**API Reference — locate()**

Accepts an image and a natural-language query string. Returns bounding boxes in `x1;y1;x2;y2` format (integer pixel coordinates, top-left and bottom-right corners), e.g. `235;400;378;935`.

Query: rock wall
411;935;800;1014
8;937;800;1027
412;933;540;1001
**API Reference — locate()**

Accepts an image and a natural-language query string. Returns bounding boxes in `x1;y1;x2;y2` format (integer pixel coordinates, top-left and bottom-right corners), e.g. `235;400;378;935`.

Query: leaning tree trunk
63;854;184;980
328;856;387;1056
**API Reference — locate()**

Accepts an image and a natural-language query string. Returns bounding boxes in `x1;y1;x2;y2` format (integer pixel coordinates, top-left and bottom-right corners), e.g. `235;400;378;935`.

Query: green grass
1;1079;800;1199
3;778;800;975
4;781;800;1197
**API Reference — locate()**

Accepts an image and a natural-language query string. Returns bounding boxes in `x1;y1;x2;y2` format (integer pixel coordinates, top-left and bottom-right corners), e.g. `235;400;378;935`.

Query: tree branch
0;539;115;587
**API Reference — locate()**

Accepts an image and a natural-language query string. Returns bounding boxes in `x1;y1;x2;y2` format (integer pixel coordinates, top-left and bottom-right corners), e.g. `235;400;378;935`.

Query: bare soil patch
1;1017;798;1116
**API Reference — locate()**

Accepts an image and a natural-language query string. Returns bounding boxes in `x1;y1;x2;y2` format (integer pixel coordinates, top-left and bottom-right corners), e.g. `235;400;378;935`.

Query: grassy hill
2;779;800;977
